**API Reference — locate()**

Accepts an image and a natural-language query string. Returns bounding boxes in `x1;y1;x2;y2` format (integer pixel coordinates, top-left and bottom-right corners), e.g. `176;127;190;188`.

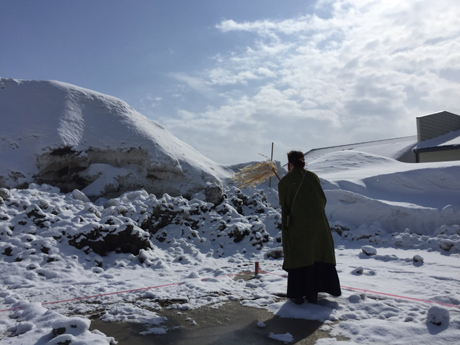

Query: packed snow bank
310;151;460;234
0;78;231;198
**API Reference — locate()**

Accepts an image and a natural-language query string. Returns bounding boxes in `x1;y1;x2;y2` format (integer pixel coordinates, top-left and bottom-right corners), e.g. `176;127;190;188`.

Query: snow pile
5;301;115;344
0;78;231;198
0;185;280;267
1;169;459;344
304;136;418;163
311;151;460;234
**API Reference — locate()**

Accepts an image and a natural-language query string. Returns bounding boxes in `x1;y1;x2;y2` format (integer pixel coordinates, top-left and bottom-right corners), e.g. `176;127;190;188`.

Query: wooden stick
269;142;274;187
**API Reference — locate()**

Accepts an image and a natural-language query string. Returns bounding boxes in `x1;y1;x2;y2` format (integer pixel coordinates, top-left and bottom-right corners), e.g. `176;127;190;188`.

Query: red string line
261;271;460;309
1;269;458;313
0;272;252;313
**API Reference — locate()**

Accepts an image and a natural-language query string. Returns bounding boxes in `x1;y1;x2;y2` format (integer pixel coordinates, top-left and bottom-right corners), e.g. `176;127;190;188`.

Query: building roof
304;136;417;163
414;128;460;152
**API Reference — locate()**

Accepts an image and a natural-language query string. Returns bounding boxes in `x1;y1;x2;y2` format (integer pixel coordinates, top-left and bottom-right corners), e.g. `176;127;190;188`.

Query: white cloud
257;67;276;78
208;68;259;85
166;0;460;164
169;72;214;97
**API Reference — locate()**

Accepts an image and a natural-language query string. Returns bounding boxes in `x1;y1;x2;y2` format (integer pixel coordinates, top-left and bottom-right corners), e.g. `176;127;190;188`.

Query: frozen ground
1;151;459;344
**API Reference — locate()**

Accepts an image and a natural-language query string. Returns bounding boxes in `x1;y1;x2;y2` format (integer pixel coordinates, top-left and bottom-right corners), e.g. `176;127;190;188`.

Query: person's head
287;150;305;172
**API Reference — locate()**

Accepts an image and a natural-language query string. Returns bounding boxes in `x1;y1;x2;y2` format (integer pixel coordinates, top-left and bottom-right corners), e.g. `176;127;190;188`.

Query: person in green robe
278;150;341;304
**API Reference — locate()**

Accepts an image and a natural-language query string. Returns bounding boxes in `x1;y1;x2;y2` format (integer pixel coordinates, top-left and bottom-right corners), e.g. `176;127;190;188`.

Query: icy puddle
90;300;342;344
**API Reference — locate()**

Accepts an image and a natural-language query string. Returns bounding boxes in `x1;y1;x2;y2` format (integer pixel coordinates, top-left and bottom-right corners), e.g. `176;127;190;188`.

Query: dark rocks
68;224;153;256
266;248;283;259
227;224;250;243
361;245;377;256
204;183;224;205
0;188;10;200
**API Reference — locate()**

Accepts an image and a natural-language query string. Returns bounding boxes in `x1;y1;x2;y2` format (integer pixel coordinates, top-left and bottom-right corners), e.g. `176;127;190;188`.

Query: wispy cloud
166;0;460;164
168;72;214;98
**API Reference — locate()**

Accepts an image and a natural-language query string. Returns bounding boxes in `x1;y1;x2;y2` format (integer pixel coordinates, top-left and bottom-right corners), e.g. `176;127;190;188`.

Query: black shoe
290;298;304;305
305;295;318;304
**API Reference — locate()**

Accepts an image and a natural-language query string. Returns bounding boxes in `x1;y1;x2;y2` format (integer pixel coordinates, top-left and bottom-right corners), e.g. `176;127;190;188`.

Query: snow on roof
414;128;460;151
304;136;417;163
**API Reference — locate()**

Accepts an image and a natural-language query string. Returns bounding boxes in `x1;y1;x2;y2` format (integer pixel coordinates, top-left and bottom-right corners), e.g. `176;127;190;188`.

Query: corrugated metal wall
416;111;460;142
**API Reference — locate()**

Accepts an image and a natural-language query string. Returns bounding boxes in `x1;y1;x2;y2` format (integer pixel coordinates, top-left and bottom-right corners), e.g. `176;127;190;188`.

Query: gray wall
418;149;460;163
398;150;416;163
417;111;460;142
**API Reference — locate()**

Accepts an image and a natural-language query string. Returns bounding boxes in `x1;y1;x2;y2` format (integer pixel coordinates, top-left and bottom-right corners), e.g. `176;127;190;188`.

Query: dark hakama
286;262;341;303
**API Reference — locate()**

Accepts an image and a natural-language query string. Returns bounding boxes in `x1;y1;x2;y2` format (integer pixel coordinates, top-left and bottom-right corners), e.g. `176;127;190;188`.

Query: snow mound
0;78;231;198
7;301;115;344
311;150;460;209
308;150;460;235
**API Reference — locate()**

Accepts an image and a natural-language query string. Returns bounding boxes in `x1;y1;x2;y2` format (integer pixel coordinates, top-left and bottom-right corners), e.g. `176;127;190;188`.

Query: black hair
287;150;305;168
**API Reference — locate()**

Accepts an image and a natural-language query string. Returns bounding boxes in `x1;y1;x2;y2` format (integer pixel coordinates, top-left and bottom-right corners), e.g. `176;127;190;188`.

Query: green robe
278;167;337;270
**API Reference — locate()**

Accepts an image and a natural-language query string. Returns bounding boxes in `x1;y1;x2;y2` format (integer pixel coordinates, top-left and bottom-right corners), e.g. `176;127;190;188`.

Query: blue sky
2;0;460;164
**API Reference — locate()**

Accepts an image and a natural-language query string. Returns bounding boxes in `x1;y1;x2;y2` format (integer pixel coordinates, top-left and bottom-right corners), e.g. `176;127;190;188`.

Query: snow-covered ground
0;79;459;344
1;152;459;344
